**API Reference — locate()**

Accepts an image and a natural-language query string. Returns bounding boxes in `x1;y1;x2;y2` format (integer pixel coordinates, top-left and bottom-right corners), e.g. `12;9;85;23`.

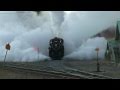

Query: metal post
38;48;39;61
96;51;100;72
4;50;8;63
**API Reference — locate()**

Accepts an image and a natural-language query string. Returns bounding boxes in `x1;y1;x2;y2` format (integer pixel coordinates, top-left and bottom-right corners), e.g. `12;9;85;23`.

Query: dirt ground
0;67;65;79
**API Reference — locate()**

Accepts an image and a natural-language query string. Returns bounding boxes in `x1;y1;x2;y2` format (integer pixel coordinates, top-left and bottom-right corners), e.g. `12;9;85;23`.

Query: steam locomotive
49;37;64;60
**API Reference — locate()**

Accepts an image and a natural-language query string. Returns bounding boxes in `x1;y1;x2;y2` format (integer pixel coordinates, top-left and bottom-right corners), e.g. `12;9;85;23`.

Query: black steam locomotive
49;37;64;60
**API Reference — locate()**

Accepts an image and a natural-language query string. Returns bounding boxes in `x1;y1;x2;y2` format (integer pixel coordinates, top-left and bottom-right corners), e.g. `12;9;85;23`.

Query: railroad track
1;64;84;79
60;67;114;79
1;62;114;79
46;61;114;79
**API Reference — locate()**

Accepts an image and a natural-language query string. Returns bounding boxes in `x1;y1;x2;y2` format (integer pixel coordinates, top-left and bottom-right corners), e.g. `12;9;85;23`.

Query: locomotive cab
49;37;64;60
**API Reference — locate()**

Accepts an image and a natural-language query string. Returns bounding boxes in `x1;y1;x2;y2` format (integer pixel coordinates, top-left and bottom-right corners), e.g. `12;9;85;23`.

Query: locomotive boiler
49;37;64;60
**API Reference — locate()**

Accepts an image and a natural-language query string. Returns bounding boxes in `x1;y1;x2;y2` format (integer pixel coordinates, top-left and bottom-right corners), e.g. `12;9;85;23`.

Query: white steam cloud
0;11;120;62
50;11;65;36
64;37;107;60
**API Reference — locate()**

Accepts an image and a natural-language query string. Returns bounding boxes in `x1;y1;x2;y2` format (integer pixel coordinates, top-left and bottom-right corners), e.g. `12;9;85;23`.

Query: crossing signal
5;43;11;50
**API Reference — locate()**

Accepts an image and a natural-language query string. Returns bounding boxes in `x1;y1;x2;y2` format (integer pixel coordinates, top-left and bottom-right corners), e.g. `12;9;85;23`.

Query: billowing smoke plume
64;37;107;60
17;11;52;30
50;11;65;37
62;11;120;47
0;11;120;62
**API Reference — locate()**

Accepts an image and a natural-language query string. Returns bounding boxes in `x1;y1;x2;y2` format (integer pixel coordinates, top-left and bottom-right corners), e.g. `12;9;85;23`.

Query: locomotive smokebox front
49;37;64;60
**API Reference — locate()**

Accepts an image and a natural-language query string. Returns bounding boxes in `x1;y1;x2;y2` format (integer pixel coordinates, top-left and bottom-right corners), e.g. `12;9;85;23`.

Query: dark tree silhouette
34;11;42;15
115;23;120;40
